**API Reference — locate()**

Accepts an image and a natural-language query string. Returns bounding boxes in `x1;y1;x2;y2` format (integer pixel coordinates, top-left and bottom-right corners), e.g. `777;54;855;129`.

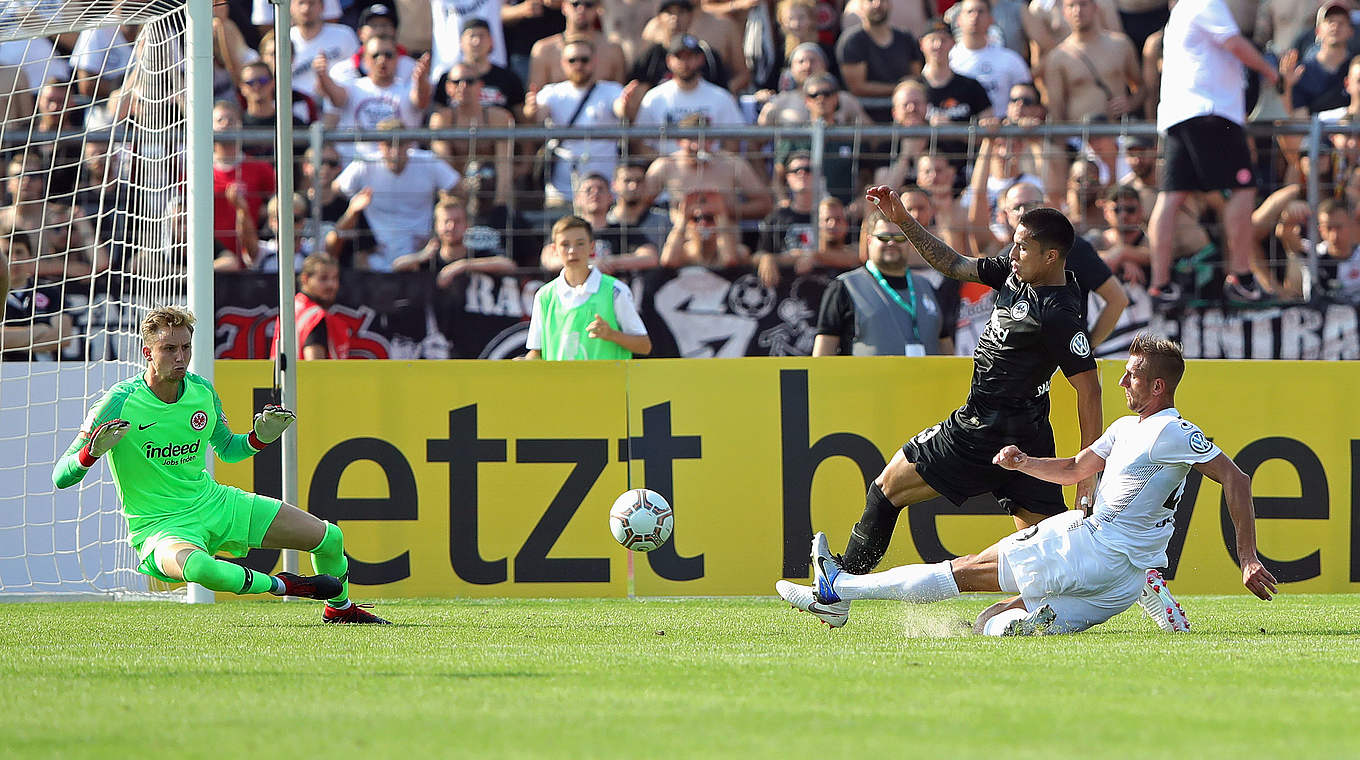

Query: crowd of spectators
4;0;1360;360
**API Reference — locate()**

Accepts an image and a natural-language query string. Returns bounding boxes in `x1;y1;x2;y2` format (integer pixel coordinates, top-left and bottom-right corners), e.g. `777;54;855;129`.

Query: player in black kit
782;185;1104;628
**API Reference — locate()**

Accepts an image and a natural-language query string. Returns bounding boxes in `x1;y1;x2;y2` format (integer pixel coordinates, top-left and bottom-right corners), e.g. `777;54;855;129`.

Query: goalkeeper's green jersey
53;372;259;530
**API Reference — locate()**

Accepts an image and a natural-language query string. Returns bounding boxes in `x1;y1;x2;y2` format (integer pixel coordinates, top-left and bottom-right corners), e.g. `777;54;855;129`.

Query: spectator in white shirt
523;39;625;207
290;0;360;99
333;119;462;270
949;0;1033;115
626;34;747;155
327;4;418;87
314;36;432;157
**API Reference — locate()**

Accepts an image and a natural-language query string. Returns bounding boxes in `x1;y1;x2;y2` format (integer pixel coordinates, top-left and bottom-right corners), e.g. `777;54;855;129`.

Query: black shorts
1162;115;1255;193
900;404;1067;517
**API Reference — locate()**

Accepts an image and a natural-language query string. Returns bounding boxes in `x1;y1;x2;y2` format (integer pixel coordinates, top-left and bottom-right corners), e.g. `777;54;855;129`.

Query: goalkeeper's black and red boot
275;571;344;601
323;602;392;624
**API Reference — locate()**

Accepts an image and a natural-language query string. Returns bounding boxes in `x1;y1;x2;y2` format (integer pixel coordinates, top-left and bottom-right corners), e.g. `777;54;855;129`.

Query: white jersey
1157;0;1244;131
1087;408;1222;569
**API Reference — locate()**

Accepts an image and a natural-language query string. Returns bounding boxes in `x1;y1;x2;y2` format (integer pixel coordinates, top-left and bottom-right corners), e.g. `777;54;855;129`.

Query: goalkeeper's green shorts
129;485;283;583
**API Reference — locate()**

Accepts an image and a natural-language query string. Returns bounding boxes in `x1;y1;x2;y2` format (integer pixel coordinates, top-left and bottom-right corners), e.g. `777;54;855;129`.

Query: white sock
330;599;352;610
268;575;285;595
982;608;1028;636
834;561;960;603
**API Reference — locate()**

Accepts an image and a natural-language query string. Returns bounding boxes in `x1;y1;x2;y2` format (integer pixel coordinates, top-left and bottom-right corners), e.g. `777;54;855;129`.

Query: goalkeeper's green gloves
250;404;296;448
78;419;130;467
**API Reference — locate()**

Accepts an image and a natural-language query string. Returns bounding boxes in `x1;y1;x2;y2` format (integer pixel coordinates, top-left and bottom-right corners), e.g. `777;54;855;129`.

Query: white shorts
996;511;1144;633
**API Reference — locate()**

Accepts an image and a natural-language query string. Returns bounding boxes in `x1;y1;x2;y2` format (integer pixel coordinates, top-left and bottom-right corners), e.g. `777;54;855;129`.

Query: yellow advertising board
214;358;1359;597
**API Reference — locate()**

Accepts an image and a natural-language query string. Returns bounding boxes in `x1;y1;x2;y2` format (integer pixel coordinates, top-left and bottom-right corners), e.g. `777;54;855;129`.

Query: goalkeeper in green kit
52;305;388;623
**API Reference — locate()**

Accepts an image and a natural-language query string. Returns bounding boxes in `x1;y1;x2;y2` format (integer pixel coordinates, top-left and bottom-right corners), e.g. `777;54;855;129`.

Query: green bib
539;271;633;360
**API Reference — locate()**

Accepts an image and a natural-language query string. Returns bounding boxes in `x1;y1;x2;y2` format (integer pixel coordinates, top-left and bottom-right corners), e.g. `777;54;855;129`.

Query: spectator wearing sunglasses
523;38;625;207
238;62;309;160
813;207;954;356
529;0;628;90
431;19;526;120
1092;183;1152;286
326;4;418;87
314;36;432;162
428;64;516;206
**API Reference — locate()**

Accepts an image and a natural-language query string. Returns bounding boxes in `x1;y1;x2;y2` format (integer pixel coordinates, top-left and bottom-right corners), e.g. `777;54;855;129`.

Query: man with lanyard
813;208;951;356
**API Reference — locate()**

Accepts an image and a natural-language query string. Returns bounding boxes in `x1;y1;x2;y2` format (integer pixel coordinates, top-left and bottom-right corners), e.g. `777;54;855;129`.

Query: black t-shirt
465;204;537;267
925;73;991;123
999;236;1113;323
834;28;923;120
302;311;329;353
502;2;564;57
434;64;526;111
756;207;814;255
321;193;376;269
969;255;1097;408
2;279;65;361
628;42;730;90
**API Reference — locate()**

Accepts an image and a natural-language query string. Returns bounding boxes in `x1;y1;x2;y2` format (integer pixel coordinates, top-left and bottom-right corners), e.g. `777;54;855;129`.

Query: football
608;489;674;552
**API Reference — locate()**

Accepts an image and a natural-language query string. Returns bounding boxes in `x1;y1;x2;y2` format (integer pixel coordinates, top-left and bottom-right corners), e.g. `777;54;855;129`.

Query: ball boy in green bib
525;215;652;360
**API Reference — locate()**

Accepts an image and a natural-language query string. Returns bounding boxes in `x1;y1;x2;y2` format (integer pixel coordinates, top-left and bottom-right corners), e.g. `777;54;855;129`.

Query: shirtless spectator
659;190;750;268
428;63;515;206
641;113;772;220
529;0;628;90
1024;0;1119;72
836;0;925;121
950;0;1034;114
600;0;657;64
1043;0;1142;121
639;0;751;92
842;0;935;37
1120;134;1214;266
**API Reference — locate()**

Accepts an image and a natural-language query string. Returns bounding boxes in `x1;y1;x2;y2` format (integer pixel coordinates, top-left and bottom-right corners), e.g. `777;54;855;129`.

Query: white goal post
0;0;216;600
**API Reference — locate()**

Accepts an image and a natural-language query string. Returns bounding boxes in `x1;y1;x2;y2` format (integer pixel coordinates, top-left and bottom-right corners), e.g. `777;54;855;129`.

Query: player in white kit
777;333;1278;634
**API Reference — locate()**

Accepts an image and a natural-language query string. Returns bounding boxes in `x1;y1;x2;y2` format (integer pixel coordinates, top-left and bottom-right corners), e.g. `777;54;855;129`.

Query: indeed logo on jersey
143;439;202;464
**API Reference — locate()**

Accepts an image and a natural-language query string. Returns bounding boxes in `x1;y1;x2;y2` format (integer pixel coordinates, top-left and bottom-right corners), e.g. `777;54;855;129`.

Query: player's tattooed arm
864;185;980;282
899;217;982;283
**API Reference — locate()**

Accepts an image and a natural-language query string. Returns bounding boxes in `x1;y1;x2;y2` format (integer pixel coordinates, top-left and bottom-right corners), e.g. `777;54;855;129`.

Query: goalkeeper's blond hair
141;305;197;344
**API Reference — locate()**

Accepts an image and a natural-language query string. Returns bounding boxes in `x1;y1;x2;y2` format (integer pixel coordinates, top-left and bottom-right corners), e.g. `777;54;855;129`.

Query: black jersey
969;254;1096;407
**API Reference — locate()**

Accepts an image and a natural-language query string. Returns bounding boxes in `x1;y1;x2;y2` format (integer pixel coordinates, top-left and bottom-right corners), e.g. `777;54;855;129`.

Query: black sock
840;484;903;574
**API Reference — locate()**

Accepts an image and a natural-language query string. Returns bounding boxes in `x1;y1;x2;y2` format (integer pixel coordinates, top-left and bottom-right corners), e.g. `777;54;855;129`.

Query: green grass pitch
3;594;1358;758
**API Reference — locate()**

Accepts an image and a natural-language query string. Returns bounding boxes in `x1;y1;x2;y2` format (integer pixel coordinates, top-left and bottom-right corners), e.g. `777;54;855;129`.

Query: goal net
0;0;195;598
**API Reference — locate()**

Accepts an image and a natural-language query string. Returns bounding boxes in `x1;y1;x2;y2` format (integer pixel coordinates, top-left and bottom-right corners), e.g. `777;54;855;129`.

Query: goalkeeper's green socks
309;522;349;607
182;550;281;594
